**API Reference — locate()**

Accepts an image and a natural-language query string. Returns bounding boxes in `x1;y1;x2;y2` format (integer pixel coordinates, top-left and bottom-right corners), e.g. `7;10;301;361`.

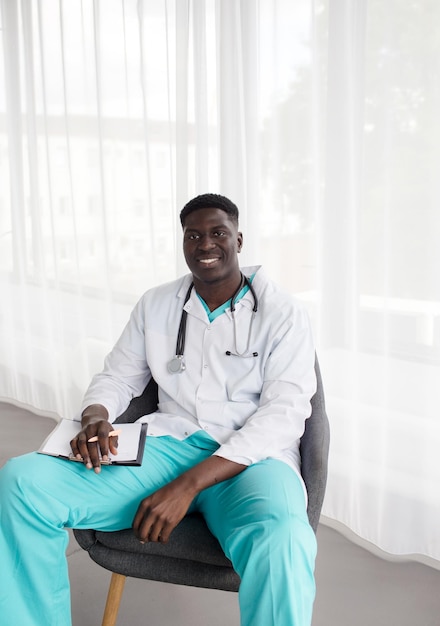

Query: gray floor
1;401;440;626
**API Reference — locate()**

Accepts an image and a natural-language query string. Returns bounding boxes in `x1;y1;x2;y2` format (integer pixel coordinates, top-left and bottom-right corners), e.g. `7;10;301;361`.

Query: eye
186;233;199;240
213;230;226;237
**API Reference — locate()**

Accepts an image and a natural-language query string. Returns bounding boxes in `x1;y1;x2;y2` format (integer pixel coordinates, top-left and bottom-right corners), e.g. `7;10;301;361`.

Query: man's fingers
132;499;148;536
139;520;168;544
87;440;102;472
73;432;93;467
70;421;116;473
108;437;118;456
69;437;81;458
133;501;159;543
133;501;175;544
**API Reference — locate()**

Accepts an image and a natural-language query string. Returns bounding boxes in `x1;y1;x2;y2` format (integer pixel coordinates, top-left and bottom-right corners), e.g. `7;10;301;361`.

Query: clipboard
38;419;148;466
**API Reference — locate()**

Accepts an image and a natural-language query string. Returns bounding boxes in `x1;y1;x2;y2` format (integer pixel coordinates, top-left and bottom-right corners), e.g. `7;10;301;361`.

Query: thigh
195;459;312;565
1;434;214;532
197;461;317;626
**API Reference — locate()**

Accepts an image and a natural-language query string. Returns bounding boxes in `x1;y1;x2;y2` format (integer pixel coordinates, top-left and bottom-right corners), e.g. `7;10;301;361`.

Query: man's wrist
81;404;109;428
178;455;246;496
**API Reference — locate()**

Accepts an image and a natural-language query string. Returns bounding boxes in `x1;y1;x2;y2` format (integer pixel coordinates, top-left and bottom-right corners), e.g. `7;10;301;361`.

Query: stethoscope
167;273;259;374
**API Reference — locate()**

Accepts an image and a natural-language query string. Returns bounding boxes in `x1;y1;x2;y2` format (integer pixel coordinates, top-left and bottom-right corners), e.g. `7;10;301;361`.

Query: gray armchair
73;355;330;626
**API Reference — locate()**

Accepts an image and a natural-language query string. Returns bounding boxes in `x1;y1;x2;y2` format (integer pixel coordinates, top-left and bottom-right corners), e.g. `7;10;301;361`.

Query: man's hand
132;455;247;543
70;404;118;473
133;477;196;544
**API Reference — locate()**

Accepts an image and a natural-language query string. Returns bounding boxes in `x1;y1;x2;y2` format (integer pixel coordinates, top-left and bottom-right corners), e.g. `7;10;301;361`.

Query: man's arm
72;296;152;472
132;455;246;544
70;404;117;473
81;296;151;423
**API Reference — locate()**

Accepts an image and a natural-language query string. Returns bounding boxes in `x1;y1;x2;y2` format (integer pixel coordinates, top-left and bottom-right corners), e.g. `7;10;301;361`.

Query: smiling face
182;208;243;293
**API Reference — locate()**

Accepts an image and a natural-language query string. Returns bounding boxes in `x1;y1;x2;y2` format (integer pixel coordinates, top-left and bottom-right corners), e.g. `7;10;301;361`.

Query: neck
193;272;243;312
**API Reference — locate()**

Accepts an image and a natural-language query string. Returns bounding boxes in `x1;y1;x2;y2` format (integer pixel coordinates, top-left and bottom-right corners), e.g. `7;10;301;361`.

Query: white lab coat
82;266;316;479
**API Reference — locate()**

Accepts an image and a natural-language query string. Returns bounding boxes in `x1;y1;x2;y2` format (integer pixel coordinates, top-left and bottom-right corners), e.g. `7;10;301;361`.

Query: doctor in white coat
0;193;317;626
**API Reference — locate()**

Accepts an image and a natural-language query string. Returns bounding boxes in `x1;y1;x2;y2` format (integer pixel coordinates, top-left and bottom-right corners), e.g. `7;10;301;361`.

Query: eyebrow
184;223;232;233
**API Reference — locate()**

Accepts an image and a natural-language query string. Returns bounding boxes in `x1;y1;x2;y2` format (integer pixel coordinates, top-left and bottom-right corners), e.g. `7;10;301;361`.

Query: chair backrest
115;355;329;532
300;356;330;530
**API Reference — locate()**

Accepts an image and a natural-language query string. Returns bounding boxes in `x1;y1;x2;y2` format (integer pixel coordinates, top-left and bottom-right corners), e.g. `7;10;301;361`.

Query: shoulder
245;265;305;308
243;265;311;328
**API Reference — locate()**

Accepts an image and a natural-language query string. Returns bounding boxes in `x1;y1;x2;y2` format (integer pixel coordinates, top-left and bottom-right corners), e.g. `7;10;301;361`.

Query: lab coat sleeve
81;296;151;423
213;304;316;466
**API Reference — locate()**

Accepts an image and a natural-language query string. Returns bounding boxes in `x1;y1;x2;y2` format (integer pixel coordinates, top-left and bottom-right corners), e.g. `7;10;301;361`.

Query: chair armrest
114;378;159;424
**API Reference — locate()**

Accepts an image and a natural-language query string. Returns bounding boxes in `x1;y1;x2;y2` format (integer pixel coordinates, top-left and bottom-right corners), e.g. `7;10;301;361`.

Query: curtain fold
0;0;439;564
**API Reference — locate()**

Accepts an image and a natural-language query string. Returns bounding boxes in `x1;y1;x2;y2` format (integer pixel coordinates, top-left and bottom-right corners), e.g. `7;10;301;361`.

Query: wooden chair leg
101;572;126;626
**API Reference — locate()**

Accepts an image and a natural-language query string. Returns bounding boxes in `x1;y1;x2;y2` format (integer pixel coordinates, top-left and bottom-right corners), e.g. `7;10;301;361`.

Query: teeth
199;259;218;264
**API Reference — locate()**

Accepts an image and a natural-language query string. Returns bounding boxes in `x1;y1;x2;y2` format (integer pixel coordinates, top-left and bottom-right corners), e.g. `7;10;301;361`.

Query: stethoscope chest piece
167;355;186;374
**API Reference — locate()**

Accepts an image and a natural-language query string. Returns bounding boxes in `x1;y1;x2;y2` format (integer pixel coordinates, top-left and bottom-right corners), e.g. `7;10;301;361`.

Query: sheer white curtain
1;0;439;565
319;0;440;568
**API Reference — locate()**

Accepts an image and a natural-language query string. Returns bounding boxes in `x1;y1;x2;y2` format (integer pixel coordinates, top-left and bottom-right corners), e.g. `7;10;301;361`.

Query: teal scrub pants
0;432;316;626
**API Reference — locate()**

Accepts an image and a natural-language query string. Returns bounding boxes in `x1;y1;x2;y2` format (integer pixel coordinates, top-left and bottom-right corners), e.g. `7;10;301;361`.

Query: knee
1;454;70;531
245;504;317;566
1;454;26;484
228;510;316;583
259;507;314;548
0;453;49;502
274;510;317;559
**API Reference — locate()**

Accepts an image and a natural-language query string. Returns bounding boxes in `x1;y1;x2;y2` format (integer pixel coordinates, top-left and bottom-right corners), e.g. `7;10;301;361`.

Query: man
0;193;317;625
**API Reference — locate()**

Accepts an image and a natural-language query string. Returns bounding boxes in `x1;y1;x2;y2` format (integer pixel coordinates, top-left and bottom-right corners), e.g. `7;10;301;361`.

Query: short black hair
180;193;239;227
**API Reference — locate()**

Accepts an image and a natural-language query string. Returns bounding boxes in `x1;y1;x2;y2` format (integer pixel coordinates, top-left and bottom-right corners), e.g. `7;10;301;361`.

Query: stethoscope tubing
167;274;258;373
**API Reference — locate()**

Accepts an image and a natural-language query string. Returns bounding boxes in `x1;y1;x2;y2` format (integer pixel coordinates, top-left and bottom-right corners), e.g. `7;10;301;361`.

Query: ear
237;232;243;253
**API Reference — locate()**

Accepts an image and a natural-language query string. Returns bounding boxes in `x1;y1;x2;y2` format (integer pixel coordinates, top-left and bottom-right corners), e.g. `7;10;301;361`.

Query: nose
198;234;216;249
